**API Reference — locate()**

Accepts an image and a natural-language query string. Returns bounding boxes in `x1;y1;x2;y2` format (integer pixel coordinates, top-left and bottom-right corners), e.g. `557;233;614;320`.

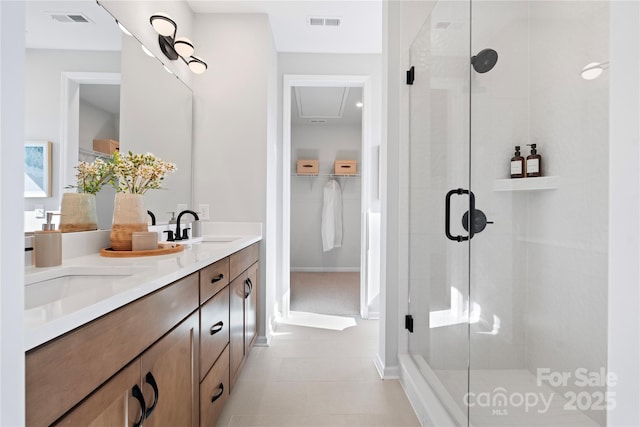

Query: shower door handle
445;188;470;242
446;188;493;241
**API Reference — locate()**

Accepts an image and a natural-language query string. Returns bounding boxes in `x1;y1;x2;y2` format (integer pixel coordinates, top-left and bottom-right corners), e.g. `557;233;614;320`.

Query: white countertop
24;223;262;351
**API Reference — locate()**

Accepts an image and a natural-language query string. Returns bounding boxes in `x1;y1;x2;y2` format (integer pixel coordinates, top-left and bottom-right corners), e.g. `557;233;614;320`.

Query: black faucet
175;210;199;241
147;210;156;226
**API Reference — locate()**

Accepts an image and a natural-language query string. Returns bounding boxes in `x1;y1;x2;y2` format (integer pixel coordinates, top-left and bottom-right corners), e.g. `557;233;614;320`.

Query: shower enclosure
407;1;609;426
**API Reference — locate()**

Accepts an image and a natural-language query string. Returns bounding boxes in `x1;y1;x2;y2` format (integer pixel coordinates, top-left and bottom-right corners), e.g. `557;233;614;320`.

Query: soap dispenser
526;143;542;177
510;145;525;178
34;212;62;267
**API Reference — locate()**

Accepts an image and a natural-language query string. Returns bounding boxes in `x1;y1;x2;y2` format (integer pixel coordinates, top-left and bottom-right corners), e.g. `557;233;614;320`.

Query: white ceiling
292;86;362;126
25;1;121;50
186;0;382;54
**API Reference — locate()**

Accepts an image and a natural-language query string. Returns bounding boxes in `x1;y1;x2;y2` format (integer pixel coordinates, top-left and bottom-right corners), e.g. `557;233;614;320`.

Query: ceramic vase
59;192;98;233
110;193;148;251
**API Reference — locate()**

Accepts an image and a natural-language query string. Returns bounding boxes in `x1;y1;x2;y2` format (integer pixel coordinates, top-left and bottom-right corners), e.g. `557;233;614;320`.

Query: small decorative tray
100;244;184;258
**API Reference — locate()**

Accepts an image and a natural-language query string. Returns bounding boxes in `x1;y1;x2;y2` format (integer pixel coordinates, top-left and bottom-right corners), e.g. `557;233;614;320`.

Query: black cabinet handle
211;383;224;403
210;321;224;335
211;273;224;284
144;372;159;419
132;384;146;427
244;278;253;299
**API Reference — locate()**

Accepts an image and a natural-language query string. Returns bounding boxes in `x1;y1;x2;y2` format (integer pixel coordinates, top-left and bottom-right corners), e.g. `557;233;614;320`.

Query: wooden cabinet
26;273;199;427
228;242;260;391
54;361;142;427
199;346;230;427
140;312;199;427
199;286;230;380
245;262;258;351
55;312;198;427
26;242;260;427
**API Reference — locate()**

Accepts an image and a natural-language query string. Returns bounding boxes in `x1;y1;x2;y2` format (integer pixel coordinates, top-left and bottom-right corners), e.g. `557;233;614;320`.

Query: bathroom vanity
24;226;261;427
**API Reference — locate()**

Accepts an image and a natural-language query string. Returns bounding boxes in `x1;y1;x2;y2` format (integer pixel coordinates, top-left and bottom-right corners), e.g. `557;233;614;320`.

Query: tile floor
216;311;421;427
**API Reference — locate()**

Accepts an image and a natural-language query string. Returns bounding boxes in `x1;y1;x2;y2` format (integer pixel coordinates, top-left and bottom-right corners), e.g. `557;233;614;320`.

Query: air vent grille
307;16;341;27
310;119;327;124
49;13;91;23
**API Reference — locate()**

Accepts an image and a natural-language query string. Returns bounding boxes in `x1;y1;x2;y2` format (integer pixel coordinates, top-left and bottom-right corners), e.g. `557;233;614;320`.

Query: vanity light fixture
581;61;609;80
149;12;207;74
116;20;132;36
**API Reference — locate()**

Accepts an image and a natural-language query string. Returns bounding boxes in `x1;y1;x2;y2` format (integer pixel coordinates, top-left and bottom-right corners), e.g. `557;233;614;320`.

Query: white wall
0;2;25;424
290;123;361;271
608;1;640;425
78;99;119;152
525;4;610;424
24;49;120;212
192;13;277;344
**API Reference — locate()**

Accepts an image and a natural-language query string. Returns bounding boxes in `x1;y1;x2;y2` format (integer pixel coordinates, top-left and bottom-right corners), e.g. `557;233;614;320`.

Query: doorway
281;74;378;321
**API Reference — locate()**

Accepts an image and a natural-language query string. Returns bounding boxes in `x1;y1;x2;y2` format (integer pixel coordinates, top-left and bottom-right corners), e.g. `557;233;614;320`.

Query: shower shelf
493;176;559;192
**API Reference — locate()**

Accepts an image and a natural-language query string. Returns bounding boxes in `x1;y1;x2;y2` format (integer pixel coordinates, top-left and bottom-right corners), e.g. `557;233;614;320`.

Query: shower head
471;48;498;73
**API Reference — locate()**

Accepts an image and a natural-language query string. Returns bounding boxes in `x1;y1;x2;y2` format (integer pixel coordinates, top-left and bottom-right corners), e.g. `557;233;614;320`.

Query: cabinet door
229;273;246;391
140;312;199;427
54;361;144;427
245;262;259;351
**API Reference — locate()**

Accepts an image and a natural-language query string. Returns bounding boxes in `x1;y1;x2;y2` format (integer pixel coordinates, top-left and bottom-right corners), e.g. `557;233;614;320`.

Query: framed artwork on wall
24;141;52;198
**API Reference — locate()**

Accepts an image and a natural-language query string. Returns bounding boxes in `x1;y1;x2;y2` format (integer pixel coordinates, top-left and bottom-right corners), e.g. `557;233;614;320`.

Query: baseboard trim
374;354;400;379
290;267;360;273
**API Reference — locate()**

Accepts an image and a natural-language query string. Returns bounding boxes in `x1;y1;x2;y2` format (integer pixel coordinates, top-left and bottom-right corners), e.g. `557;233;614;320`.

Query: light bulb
174;37;194;58
150;13;176;37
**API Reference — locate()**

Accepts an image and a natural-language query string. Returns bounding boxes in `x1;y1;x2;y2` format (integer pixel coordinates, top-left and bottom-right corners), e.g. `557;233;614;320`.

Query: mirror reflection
24;0;193;232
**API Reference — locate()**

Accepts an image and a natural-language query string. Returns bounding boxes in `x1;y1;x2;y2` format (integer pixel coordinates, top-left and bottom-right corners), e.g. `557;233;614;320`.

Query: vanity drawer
200;345;230;427
230;243;259;280
200;285;230;380
199;257;229;303
26;273;199;427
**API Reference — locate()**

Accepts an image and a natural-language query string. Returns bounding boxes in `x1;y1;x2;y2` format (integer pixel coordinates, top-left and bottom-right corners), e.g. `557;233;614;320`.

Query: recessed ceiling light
356;101;363;108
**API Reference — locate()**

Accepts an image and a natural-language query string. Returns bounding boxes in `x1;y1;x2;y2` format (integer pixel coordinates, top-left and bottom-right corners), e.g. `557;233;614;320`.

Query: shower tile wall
526;2;609;425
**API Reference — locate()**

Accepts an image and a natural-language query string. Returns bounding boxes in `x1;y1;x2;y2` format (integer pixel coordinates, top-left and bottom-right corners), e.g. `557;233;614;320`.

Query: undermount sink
25;266;150;310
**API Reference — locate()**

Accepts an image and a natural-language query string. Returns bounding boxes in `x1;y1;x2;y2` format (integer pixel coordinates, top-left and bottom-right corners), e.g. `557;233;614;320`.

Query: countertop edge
24;235;262;351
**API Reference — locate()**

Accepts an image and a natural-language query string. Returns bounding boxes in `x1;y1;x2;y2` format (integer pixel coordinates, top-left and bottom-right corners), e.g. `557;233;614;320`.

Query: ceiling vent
49;13;92;23
307;16;341;27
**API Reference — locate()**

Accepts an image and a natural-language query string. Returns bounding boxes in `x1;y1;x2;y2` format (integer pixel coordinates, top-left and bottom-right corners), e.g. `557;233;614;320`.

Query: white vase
109;193;148;251
59;193;98;232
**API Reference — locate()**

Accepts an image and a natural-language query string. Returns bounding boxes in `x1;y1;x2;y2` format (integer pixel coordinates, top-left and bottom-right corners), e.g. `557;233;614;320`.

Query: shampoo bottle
526;143;542;177
34;212;62;267
510;145;525;178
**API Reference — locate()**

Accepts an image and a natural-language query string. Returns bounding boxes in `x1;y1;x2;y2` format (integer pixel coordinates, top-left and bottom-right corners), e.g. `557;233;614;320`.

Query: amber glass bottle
510;146;525;178
526;143;542;177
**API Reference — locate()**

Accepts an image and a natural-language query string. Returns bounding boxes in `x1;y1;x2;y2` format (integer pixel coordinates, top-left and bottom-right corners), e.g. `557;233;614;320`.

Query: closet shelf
493;176;559;192
291;173;360;178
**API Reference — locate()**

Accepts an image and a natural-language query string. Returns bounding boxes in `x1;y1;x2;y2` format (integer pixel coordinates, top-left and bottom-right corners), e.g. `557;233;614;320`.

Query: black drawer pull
211;383;224;403
210;321;224;335
244;278;253;299
144;372;159;419
132;384;146;427
211;273;224;284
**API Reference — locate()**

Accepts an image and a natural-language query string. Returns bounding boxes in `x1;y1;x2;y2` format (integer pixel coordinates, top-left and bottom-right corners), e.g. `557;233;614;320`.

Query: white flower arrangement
71;158;112;195
110;151;176;194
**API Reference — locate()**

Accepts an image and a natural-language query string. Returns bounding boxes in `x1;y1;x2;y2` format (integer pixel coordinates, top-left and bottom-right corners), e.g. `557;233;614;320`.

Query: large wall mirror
24;0;193;232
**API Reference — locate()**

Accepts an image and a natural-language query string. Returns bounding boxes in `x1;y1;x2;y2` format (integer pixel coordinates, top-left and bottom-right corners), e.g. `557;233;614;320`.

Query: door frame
281;74;374;319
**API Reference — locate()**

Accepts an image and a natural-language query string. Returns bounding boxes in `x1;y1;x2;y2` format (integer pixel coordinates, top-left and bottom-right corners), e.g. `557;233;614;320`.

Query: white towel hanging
321;179;343;252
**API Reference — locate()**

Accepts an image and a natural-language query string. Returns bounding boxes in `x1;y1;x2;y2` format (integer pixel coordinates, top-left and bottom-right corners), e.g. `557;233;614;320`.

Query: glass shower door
408;1;472;424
